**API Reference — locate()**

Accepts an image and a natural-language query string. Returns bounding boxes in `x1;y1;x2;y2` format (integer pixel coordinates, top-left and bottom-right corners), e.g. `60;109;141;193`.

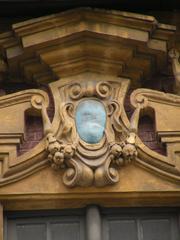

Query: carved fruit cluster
46;131;137;187
46;133;75;170
110;135;137;167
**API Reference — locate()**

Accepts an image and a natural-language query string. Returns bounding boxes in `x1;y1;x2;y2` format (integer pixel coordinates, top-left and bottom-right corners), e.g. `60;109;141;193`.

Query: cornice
0;8;176;86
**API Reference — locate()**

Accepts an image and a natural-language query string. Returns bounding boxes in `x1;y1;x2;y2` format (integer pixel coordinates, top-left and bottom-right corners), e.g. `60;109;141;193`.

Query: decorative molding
0;73;180;187
0;8;176;85
0;89;49;186
0;9;178;188
130;88;180;182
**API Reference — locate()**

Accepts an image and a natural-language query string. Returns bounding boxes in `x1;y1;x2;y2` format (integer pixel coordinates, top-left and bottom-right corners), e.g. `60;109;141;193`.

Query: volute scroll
130;88;180;182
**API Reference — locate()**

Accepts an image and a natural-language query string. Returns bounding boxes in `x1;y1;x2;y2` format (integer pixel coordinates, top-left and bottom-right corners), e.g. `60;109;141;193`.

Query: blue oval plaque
75;100;106;144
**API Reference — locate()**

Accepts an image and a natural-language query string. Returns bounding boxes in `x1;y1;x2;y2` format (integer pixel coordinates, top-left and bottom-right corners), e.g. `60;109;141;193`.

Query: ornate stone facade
0;7;179;239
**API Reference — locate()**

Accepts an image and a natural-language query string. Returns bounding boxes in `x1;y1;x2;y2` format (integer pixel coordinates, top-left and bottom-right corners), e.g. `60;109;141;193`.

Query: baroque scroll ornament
43;80;138;187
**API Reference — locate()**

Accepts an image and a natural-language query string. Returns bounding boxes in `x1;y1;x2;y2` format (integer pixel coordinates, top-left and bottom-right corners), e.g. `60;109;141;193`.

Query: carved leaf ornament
0;74;180;187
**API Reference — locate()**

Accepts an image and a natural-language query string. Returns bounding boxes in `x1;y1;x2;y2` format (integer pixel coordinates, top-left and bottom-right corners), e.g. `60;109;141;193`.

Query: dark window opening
138;108;166;156
17;112;43;156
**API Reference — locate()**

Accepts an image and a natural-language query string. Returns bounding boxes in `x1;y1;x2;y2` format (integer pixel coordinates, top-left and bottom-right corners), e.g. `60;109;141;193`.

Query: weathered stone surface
0;9;179;216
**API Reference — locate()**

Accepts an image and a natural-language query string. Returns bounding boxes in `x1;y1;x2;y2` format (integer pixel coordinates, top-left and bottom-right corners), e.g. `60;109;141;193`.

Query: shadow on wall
138;114;166;156
17;85;55;156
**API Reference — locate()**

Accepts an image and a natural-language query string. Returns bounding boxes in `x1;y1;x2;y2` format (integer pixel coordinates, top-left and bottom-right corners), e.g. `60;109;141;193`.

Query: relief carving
0;73;180;187
0;8;179;194
44;78;137;187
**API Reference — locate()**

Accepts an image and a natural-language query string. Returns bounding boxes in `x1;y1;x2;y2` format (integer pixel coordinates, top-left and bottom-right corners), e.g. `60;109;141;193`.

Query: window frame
3;207;180;240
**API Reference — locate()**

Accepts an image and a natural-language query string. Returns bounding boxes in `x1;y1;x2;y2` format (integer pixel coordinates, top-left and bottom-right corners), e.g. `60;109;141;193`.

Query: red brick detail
138;116;166;156
17;115;43;156
18;88;166;156
17;86;55;156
